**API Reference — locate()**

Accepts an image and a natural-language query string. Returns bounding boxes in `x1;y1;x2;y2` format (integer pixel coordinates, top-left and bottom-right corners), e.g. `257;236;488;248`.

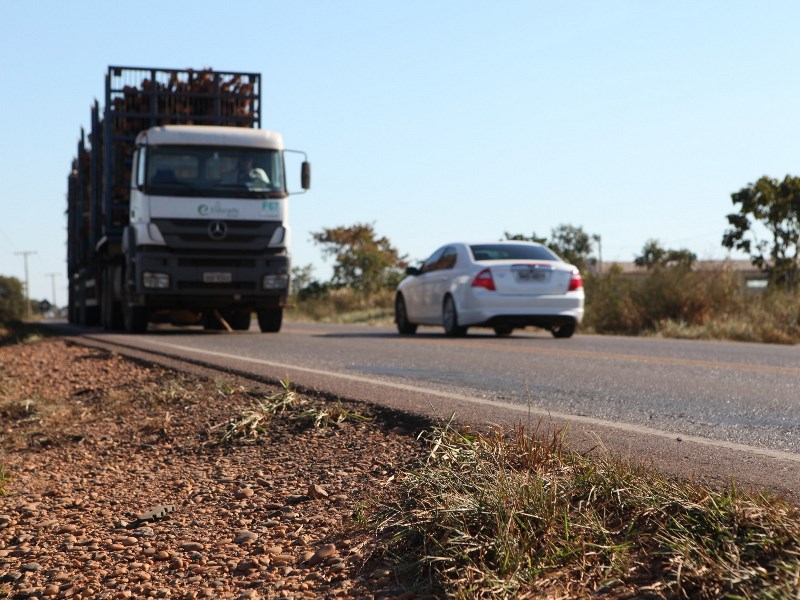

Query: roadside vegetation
370;419;800;599
210;378;373;444
583;266;800;344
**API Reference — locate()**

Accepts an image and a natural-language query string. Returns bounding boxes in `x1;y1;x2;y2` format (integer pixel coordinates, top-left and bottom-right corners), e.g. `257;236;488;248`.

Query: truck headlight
143;272;170;289
262;274;289;290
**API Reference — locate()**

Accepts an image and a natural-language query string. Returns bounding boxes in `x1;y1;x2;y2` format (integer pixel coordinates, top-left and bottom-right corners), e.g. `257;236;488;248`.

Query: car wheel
551;321;576;338
395;294;417;335
442;296;467;337
494;327;513;337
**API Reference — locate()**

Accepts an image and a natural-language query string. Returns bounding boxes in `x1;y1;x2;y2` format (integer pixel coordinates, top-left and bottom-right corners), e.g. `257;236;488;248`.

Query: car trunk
485;261;570;295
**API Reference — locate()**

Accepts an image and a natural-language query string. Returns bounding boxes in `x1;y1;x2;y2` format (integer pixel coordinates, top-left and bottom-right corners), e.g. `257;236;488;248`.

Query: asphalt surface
52;321;800;501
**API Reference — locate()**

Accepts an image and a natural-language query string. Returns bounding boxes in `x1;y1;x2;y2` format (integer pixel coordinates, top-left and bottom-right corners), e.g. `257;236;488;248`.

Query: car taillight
471;268;496;291
568;269;583;291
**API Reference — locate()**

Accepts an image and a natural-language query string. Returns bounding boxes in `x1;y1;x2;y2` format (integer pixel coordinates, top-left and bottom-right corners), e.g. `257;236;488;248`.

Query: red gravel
0;337;424;599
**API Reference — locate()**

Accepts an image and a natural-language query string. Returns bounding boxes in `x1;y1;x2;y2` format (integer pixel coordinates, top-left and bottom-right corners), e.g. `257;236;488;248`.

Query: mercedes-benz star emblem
208;221;228;241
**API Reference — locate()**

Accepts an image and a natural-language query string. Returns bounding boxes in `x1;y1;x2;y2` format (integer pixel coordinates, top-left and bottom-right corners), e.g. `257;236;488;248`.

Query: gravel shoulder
0;337;424;599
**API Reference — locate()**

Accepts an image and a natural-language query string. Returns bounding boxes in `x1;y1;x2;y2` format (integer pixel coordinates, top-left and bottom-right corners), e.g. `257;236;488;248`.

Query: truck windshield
146;146;284;198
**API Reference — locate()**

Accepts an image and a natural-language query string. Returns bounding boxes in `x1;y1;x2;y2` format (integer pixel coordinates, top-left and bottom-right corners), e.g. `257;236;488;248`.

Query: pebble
180;541;205;552
234;530;259;545
308;484;329;499
316;543;337;559
234;487;255;499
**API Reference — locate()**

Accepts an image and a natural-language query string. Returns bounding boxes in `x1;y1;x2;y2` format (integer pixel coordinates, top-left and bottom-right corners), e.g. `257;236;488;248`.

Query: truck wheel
123;303;148;334
122;276;147;333
229;310;252;331
257;308;283;333
102;266;124;330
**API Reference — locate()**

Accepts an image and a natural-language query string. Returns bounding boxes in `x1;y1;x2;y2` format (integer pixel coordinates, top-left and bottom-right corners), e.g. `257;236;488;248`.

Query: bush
0;276;26;325
288;286;394;324
584;267;800;344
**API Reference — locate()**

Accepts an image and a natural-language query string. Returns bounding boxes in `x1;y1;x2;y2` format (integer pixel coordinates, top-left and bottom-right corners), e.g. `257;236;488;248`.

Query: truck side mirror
301;162;311;190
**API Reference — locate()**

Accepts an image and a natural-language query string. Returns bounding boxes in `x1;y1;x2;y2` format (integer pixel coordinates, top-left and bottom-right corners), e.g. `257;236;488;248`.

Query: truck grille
153;219;281;251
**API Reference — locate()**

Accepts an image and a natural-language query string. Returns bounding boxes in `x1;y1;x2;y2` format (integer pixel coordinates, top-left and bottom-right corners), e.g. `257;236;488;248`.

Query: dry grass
372;419;800;599
0;464;10;497
584;268;800;344
210;379;373;444
287;287;395;325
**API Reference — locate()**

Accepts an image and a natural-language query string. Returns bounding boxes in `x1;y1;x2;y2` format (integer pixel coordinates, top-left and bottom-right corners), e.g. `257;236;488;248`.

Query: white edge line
141;338;800;465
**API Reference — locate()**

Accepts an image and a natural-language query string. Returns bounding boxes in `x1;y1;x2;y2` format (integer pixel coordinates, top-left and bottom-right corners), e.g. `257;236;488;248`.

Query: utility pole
15;251;36;318
46;272;60;310
592;234;603;274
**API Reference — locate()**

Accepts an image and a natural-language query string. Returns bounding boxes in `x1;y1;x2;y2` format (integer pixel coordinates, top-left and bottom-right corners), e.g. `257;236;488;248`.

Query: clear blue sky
2;1;799;304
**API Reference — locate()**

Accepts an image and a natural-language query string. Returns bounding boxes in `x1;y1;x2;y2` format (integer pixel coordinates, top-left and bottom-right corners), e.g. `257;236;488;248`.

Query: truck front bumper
133;248;290;310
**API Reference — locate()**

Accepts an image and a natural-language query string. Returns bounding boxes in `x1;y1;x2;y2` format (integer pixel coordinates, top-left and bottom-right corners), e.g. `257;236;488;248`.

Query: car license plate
203;272;232;283
515;269;546;282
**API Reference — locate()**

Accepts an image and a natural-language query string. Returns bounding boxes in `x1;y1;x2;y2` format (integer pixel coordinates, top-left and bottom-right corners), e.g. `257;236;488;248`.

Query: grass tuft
211;379;372;444
372;421;800;598
0;464;11;496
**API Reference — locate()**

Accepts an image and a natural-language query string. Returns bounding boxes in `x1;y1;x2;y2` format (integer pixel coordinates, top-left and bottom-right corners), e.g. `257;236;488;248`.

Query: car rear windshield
469;244;560;262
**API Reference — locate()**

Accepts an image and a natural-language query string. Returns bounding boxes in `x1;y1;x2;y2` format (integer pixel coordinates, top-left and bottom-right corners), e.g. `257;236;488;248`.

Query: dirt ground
0;336;426;600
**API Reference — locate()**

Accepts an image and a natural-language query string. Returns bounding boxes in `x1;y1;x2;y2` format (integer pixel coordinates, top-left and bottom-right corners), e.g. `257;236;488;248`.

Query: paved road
63;321;800;499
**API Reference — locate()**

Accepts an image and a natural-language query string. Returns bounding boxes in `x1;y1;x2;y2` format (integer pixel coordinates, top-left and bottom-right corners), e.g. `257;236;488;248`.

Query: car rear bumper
458;293;584;327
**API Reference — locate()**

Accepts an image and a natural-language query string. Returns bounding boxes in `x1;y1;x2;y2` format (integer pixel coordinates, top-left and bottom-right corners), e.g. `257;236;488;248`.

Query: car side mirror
301;162;311;190
405;266;421;276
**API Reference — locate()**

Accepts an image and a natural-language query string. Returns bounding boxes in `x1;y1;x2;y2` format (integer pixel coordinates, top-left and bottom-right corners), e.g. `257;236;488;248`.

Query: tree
722;175;800;288
504;231;547;244
548;224;594;271
311;223;406;295
634;239;696;270
0;276;26;324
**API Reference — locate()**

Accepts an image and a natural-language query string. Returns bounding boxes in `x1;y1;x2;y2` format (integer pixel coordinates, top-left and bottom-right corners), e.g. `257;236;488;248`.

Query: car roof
442;241;548;248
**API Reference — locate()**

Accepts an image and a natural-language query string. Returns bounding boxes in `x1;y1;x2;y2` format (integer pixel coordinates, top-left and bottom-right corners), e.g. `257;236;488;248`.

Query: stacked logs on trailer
111;69;258;134
103;69;259;231
69;67;260;242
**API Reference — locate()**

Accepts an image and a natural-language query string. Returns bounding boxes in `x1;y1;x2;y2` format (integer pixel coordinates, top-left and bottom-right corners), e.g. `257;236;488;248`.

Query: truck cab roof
136;125;284;150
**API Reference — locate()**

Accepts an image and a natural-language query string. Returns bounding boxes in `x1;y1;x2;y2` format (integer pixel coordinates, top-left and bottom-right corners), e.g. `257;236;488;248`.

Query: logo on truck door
208;221;228;241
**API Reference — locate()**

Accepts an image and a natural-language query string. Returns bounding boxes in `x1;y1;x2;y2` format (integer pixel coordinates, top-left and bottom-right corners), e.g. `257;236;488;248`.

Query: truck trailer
67;66;310;333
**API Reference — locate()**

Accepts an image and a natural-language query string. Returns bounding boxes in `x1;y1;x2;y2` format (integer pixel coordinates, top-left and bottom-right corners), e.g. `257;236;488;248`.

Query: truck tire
123;303;148;334
101;266;124;330
229;310;252;331
257;308;283;333
122;272;147;333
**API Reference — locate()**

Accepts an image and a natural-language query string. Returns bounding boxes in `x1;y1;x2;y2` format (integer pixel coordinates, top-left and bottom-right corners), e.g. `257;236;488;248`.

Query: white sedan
394;241;584;338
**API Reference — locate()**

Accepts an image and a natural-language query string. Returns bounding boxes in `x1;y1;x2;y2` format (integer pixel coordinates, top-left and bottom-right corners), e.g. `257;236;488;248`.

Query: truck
67;66;310;333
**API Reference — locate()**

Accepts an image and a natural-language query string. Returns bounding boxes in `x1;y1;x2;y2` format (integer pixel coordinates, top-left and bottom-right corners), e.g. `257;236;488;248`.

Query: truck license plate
203;272;232;283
